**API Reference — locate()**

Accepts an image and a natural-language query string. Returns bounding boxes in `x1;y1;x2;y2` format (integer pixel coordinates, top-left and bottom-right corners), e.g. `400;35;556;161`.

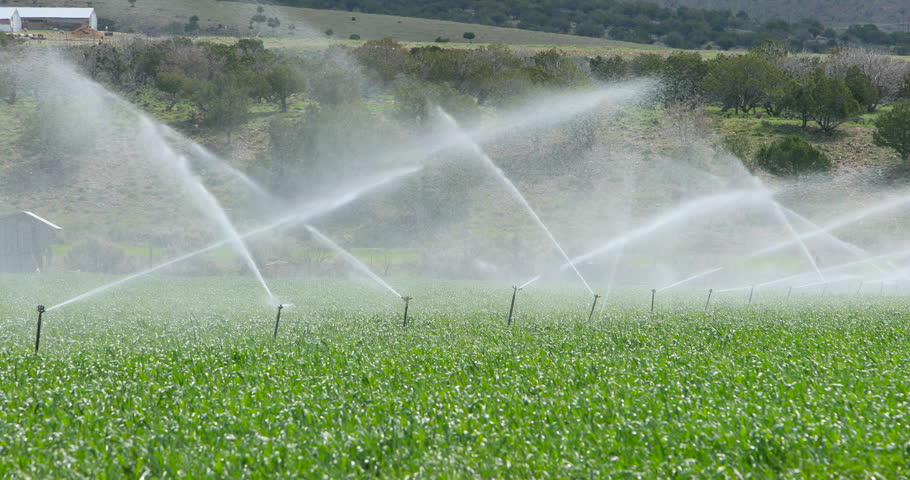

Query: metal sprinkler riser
587;294;601;322
273;304;284;339
401;296;412;327
507;286;518;326
35;305;45;354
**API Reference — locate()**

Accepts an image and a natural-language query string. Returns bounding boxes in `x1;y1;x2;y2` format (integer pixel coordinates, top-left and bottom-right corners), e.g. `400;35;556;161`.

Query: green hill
5;0;648;47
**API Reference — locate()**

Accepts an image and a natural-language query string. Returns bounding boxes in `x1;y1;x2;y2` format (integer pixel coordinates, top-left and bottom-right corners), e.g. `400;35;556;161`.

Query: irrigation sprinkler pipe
704;289;713;312
587;294;601;322
748;285;755;305
650;289;656;313
34;305;45;354
507;286;518;326
273;304;284;339
401;297;412;327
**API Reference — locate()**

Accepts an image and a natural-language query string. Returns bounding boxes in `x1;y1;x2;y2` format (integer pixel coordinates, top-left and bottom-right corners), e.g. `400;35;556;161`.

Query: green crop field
2;273;909;477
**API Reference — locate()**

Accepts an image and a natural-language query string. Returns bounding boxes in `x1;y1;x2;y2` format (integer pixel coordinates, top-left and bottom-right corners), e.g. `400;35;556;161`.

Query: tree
575;21;604;38
266;65;305;112
844;66;880;112
185;15;200;33
589;55;629;82
463;32;475;43
873;102;910;167
349;34;360;40
781;75;815;128
702;55;784;114
128;0;136;7
267;17;281;32
755;136;831;177
206;87;251;144
155;72;189;110
808;72;862;134
324;28;333;37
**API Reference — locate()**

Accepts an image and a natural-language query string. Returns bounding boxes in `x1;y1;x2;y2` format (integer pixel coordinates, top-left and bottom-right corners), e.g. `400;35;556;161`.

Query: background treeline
253;0;910;53
5;35;910;185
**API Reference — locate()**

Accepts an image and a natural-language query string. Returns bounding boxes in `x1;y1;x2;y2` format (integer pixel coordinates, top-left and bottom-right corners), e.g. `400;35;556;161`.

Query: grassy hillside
6;0;650;47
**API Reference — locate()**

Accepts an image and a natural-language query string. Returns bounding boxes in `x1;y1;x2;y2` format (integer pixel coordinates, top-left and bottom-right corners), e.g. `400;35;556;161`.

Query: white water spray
518;275;542;290
438;109;595;295
304;224;402;298
657;267;723;293
47;166;421;311
565;189;770;268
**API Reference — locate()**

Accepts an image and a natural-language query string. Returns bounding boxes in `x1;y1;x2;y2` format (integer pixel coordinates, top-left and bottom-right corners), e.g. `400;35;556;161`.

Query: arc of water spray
757;245;910;290
752;192;910;258
564;190;770;268
304;224;402;298
137;117;275;302
518;275;542;290
46;167;421;312
438;109;594;295
765;198;825;282
657;267;724;293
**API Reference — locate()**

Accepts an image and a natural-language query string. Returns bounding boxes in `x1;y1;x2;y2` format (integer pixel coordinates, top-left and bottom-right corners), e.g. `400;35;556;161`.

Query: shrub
873;101;910;167
349;34;360;40
755;136;831;177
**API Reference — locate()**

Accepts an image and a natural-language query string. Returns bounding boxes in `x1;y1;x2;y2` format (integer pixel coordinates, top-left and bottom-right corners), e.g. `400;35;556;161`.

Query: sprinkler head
36;305;45;313
277;304;284;310
401;296;412;303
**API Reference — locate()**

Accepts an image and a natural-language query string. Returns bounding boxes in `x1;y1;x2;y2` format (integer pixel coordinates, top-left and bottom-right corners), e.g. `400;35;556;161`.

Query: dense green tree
844;66;880;112
266;65;306;112
808;72;862;134
185;15;200;33
662;52;709;104
205;85;252;144
781;75;816;128
702;55;784;114
462;32;475;43
575;21;604;38
873;102;910;167
755;136;831;177
526;49;588;88
155;72;189;110
589;55;629;83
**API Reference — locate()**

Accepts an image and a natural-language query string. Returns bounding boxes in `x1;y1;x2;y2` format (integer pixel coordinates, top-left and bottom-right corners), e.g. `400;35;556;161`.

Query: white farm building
0;8;22;32
16;7;97;31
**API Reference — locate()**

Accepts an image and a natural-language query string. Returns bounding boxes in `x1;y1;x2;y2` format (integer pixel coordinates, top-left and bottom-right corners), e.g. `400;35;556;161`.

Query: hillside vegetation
5;0;643;47
1;33;910;273
651;0;909;27
252;0;910;53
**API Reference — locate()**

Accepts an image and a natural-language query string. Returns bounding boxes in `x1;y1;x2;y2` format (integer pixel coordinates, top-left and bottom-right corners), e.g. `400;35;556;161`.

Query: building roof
16;7;95;19
0;8;19;20
0;211;63;230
